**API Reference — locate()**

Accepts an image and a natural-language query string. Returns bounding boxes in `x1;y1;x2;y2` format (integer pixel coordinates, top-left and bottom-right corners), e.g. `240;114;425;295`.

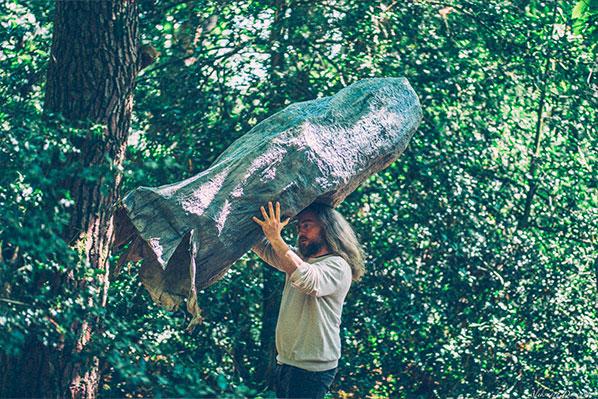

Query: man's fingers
268;201;275;219
260;206;269;220
276;201;281;220
282;217;291;226
252;216;264;226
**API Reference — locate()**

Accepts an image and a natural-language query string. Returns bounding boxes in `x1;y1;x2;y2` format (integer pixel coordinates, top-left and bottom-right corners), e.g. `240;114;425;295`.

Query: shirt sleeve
289;256;349;297
251;238;298;272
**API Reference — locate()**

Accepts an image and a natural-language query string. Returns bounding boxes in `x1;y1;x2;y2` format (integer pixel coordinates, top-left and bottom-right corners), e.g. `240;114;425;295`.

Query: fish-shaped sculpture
114;77;422;330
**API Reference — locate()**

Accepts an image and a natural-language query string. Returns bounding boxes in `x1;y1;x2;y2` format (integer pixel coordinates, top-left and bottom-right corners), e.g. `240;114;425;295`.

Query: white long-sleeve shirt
252;239;352;371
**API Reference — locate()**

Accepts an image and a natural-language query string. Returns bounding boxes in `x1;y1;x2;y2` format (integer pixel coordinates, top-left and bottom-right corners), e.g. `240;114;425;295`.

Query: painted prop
114;77;422;330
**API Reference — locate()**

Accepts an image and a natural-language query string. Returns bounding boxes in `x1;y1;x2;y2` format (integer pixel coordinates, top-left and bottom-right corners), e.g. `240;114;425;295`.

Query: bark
1;1;140;398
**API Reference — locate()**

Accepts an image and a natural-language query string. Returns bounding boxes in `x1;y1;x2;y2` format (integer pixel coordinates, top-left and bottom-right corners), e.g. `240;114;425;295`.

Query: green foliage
1;0;596;398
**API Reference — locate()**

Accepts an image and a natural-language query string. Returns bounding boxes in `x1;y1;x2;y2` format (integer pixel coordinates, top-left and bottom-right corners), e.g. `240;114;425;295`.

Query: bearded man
251;201;365;399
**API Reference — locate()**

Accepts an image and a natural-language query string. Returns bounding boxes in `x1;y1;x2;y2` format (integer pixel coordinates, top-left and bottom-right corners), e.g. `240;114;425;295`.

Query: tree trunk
2;1;140;398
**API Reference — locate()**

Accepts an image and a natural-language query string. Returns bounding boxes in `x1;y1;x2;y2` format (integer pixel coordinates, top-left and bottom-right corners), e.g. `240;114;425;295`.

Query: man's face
296;210;326;258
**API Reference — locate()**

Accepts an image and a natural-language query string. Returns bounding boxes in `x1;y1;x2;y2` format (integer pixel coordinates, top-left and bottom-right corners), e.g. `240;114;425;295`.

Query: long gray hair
298;203;366;282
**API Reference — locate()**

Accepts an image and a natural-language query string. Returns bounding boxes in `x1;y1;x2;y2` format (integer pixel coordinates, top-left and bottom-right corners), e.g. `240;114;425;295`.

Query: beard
297;236;326;258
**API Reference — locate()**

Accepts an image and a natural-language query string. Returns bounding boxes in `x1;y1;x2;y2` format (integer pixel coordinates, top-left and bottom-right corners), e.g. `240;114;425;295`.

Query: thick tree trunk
2;1;140;398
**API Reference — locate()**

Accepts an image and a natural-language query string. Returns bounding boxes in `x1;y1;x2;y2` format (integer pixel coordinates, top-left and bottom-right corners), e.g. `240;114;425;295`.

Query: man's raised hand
251;201;291;242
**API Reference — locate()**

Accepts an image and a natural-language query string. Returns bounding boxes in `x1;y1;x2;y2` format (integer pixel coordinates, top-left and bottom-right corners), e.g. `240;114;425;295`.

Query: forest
0;0;596;398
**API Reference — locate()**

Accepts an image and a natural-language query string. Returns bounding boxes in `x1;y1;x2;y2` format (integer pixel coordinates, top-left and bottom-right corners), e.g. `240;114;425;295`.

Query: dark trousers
273;363;338;399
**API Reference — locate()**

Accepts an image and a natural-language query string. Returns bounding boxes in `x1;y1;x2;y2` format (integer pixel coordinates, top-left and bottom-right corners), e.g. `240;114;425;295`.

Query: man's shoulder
313;254;350;271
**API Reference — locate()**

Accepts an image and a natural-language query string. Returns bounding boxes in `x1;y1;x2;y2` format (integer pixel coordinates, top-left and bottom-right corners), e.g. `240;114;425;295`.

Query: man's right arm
252;237;297;272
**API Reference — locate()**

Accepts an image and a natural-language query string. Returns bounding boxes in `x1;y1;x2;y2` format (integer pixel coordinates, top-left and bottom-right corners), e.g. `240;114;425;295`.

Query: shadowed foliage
0;0;595;398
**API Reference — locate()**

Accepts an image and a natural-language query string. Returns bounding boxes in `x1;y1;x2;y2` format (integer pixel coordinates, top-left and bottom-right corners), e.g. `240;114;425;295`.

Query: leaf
216;374;227;390
572;0;588;20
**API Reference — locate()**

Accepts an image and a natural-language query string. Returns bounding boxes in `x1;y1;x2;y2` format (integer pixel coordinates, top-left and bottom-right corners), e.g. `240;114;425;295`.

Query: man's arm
252;236;304;275
251;237;287;272
250;202;348;297
269;236;306;275
251;201;304;276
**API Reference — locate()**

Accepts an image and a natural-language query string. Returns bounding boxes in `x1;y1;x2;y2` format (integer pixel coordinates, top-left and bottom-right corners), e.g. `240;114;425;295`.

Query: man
251;201;365;399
